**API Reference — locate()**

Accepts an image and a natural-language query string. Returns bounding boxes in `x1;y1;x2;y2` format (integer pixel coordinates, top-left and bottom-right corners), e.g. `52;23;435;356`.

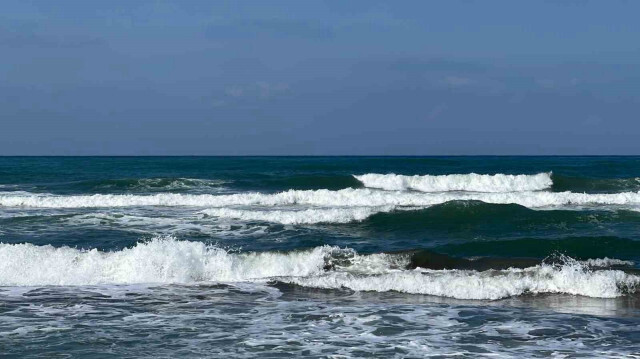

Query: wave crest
354;172;552;192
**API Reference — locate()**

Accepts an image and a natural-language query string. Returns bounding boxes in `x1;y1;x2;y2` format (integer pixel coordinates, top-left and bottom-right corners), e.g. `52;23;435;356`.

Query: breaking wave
354;172;552;192
0;238;637;300
2;188;640;211
281;264;639;300
0;238;328;286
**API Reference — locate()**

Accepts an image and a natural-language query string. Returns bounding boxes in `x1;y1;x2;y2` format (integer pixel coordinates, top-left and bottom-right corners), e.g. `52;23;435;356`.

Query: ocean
1;156;640;358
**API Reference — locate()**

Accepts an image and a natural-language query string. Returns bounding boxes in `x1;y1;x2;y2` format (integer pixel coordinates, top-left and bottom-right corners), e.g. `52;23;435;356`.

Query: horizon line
1;154;639;158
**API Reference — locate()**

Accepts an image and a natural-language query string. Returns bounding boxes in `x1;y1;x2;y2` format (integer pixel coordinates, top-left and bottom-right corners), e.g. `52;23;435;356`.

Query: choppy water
2;156;640;358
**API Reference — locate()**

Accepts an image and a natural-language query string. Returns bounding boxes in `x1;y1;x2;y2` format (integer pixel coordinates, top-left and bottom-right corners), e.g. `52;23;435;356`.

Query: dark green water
1;157;640;357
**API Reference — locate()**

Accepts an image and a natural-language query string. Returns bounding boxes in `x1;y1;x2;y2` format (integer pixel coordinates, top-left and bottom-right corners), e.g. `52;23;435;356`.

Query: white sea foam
354;172;553;192
94;178;229;192
130;178;228;191
283;263;640;300
66;213;185;227
145;178;226;187
581;258;635;267
200;206;395;225
0;238;329;286
2;188;640;211
0;239;636;299
65;213;216;235
63;212;274;238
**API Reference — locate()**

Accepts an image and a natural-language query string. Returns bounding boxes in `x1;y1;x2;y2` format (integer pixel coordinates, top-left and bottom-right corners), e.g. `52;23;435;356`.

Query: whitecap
354;172;553;192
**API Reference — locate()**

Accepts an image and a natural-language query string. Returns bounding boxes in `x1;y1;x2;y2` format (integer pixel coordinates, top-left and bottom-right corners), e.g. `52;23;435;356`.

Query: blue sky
2;0;639;155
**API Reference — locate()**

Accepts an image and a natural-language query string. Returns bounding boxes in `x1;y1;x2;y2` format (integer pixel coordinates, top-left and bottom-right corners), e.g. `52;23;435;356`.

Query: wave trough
200;207;395;224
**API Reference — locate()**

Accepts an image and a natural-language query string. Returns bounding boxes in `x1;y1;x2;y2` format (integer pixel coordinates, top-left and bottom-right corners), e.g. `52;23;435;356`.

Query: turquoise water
1;157;640;357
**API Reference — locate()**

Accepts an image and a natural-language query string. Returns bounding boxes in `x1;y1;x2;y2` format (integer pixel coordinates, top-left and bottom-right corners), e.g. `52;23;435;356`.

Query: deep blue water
1;157;640;358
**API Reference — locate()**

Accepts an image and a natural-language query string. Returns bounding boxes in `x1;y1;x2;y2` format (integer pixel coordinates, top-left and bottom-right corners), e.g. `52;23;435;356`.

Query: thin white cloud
256;81;289;98
225;86;244;97
441;76;474;87
224;82;289;100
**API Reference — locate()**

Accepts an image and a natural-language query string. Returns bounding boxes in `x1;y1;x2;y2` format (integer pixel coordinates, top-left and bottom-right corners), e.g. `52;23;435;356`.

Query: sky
1;0;639;155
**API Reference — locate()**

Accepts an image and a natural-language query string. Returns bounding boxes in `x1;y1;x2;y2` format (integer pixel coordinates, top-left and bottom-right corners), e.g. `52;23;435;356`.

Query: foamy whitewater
3;157;640;357
3;188;640;226
354;172;553;192
2;189;640;210
1;238;637;300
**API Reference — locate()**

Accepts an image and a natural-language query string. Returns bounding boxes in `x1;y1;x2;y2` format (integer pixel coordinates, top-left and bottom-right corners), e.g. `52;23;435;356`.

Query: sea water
1;156;640;357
